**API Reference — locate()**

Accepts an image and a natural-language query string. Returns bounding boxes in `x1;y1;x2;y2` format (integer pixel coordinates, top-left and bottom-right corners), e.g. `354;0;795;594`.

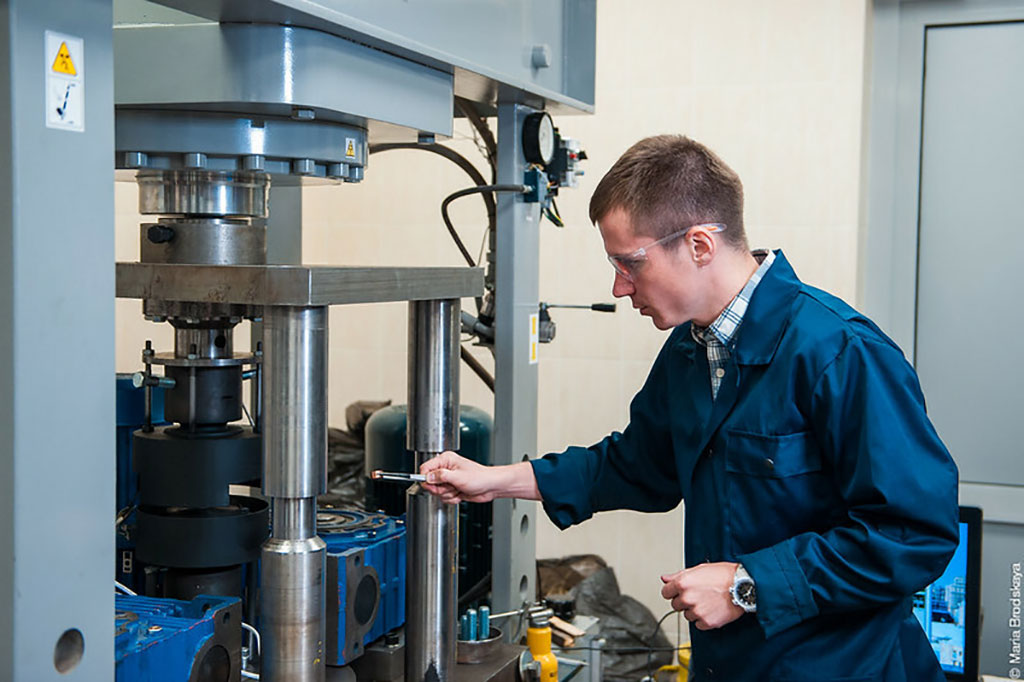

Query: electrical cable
646;610;677;681
441;184;529;267
369;142;494;313
369;143;495;220
455;97;497;180
460;346;495;392
115;580;137;596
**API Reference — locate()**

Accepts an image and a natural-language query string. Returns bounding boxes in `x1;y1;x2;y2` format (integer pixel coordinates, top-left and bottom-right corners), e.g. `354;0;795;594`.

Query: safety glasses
607;223;726;281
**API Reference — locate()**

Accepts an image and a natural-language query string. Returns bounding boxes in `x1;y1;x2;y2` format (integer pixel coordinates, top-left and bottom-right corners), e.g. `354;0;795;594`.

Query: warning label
45;31;84;132
52;41;76;75
345;138;357;158
529;313;539;364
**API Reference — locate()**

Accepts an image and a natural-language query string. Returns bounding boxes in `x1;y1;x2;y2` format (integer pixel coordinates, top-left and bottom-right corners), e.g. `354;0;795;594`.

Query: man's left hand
660;562;745;630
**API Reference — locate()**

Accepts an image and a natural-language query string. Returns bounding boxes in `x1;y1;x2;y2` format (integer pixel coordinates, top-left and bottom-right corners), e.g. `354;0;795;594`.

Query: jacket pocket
723;429;832;555
724;429;822;478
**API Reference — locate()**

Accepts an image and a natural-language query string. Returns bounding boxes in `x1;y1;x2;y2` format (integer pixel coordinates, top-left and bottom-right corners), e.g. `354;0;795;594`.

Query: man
421;136;959;681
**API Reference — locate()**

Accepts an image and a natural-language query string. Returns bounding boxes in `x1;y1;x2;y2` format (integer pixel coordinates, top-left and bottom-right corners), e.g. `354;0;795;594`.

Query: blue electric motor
318;508;405;665
116;594;241;682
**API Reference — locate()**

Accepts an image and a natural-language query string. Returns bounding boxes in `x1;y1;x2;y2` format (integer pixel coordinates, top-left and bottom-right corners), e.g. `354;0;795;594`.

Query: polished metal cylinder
262;306;328;498
405;298;462;682
406;299;461;454
137;169;271;218
173;326;233;359
271;497;317;540
260;529;327;682
140;218;267;265
405;484;458;682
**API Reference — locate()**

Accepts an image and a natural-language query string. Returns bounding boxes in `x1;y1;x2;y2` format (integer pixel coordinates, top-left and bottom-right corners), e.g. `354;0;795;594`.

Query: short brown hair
589;135;748;250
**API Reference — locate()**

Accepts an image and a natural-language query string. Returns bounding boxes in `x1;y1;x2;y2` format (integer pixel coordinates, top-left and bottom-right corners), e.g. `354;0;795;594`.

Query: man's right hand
419;452;541;504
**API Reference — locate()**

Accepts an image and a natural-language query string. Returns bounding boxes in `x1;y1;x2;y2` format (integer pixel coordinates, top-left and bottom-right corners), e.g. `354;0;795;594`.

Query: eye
618;257;644;272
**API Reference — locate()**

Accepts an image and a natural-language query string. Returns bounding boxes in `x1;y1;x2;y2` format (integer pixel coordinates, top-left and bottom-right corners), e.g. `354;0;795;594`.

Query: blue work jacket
531;251;959;682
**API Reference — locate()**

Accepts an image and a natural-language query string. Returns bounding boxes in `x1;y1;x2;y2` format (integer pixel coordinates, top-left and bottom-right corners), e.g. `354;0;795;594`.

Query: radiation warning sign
45;31;84;132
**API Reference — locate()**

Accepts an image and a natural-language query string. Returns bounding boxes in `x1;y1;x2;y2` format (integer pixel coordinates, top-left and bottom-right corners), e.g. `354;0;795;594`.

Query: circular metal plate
144;351;259;368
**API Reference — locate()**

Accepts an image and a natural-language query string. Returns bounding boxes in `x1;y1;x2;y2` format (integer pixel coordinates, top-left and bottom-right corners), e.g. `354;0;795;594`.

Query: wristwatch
729;564;757;613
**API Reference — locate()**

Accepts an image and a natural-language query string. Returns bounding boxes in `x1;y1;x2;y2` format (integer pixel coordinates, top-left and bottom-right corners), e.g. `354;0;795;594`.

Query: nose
612;271;634;298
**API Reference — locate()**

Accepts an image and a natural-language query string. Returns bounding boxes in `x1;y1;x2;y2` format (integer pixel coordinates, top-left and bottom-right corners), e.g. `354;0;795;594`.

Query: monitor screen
914;522;969;673
912;506;981;681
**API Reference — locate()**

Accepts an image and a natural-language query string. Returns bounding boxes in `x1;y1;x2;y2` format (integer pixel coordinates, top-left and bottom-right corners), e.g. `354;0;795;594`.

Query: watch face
737;580;756;606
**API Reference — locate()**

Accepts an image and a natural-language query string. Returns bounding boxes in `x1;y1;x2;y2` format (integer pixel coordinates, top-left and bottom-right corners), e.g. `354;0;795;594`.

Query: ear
688;225;717;266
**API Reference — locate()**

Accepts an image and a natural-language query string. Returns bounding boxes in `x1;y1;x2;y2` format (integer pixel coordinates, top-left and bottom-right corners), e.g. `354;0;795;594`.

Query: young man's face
598;206;709;330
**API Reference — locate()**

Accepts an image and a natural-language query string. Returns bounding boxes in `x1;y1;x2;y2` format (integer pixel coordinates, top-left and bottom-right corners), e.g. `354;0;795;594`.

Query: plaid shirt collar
692;249;775;347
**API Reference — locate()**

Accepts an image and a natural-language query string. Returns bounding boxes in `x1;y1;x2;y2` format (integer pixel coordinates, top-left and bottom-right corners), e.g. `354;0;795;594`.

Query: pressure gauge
522;112;556;166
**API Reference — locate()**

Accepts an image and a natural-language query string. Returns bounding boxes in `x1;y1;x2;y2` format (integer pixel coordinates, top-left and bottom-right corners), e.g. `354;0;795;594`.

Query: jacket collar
731;249;800;365
672;249;801;366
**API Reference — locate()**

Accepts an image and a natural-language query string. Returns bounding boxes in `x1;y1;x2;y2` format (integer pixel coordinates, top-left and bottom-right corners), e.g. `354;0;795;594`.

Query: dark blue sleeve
530;340;683;529
739;335;960;637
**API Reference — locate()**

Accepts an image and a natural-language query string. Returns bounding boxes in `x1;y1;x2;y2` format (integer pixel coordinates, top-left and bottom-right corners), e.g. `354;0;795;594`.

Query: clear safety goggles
607;223;726;281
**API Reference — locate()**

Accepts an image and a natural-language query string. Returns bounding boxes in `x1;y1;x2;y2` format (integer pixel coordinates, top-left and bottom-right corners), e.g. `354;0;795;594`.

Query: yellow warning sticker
45;31;84;132
529;313;539;365
52;41;76;76
345;138;357;158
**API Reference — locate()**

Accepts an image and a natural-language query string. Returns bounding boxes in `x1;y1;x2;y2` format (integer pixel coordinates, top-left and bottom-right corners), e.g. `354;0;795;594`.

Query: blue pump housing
115;594;241;682
318;508;406;665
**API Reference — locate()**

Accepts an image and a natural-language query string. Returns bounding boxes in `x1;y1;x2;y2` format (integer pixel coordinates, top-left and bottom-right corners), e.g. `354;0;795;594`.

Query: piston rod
260;305;328;682
406;299;461;682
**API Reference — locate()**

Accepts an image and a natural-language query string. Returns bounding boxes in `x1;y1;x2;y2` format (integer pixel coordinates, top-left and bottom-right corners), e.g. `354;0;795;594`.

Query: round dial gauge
522;112;556;165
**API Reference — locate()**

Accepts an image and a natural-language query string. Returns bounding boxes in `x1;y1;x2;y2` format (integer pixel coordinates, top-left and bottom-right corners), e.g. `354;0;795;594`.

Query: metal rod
254;341;263;435
406;298;461;682
142;340;154;433
262;307;327;499
260;306;328;682
406;299;461;454
371;470;427;483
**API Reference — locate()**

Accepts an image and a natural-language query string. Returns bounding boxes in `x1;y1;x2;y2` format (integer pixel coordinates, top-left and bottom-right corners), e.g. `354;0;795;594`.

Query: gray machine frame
0;1;595;678
0;2;116;680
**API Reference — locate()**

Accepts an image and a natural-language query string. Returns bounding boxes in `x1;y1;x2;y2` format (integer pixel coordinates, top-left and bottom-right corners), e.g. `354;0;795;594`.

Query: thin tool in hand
370;470;427;482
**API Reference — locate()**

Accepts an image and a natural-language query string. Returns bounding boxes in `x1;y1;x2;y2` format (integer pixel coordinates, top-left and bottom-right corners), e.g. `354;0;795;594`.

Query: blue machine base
116;594;241;682
318;508;406;665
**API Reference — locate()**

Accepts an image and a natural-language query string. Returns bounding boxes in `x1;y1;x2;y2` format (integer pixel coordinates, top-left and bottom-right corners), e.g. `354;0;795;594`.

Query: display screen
913;521;969;674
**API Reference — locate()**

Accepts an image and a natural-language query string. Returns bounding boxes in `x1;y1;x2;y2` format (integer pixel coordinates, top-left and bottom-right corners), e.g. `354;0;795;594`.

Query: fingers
419;450;461;475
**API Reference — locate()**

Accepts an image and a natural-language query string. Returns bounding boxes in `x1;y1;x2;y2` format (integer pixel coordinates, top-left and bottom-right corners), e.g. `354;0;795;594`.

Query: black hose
460;345;495;392
441;184;528;267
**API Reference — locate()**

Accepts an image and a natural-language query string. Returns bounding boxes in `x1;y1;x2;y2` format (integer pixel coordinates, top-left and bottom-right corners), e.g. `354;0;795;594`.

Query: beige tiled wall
114;0;868;645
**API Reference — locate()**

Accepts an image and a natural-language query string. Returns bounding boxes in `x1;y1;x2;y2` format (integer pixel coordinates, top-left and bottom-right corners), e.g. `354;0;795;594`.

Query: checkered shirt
691;249;776;400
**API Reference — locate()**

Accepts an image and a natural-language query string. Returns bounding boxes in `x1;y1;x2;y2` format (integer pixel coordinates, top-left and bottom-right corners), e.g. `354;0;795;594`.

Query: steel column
405;298;460;682
491;102;541;615
260;305;329;682
0;2;115;679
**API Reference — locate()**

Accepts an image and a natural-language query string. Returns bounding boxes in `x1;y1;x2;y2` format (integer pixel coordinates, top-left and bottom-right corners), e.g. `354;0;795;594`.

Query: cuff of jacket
530;456;593;530
739;541;818;638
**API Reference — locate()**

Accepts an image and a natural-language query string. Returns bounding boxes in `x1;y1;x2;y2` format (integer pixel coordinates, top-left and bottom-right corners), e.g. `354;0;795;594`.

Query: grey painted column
405;298;461;682
492;102;541;614
0;1;115;679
